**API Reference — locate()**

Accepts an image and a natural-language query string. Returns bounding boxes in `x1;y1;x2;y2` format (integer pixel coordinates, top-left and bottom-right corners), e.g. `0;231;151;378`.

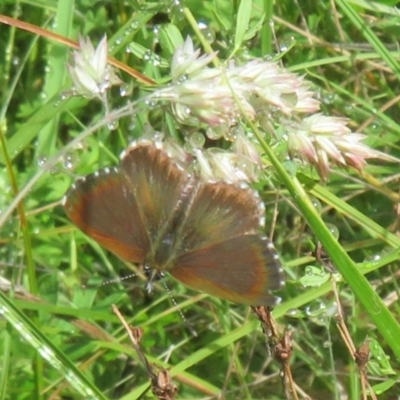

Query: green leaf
234;0;252;51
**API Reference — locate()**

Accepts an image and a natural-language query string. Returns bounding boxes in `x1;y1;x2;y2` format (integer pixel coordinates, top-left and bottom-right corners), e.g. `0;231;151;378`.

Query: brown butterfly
63;141;284;305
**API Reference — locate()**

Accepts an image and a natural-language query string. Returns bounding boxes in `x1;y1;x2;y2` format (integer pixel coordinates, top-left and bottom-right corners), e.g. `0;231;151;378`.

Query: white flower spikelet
68;36;121;98
286;114;395;179
156;37;397;180
156;37;320;130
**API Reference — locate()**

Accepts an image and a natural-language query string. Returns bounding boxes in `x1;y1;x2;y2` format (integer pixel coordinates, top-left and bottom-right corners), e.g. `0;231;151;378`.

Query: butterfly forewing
176;181;264;253
120;142;192;267
63;168;150;263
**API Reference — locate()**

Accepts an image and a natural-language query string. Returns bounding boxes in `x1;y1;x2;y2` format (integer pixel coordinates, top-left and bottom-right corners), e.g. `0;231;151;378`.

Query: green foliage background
0;0;399;399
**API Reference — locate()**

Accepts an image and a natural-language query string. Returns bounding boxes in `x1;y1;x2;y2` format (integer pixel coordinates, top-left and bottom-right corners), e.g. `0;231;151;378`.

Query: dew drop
224;128;238;141
50;166;60;175
310;197;322;212
236;156;254;176
152;55;161;66
305;300;327;318
326;223;339;240
364;253;381;263
321;92;336;105
145;98;158;108
107;120;119;131
143;50;152;61
37;156;47;167
286;308;304;318
176;74;189;84
304;266;314;276
188;132;205;148
369;122;382;133
168;0;184;21
279;40;290;52
60;91;70;101
153;24;161;39
300;265;330;287
62;152;78;170
130;20;139;29
198;21;215;43
119;84;130;97
206;125;227;140
125;27;134;36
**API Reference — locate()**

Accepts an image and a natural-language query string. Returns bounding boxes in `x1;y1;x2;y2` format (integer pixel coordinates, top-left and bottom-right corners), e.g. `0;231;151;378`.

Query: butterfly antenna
144;266;197;336
161;279;198;337
82;273;138;289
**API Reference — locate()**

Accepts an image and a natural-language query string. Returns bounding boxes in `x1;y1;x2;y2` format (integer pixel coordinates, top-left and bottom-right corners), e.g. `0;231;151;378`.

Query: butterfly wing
171;235;283;306
63;167;150;262
64;142;192;267
170;181;283;306
177;181;264;252
119;142;193;267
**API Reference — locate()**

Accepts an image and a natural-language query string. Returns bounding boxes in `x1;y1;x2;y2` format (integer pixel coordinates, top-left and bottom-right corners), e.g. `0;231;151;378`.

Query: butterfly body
63;141;284;305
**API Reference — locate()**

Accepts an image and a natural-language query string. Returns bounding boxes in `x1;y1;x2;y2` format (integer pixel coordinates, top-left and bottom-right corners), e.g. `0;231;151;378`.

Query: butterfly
63;141;284;305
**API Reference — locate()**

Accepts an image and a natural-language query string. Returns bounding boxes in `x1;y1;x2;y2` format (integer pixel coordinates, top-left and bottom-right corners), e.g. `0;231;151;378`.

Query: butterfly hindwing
171;235;283;306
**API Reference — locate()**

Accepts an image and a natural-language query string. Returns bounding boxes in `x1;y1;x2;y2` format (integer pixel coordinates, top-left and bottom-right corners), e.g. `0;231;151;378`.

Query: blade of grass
336;0;400;77
310;182;400;247
37;1;74;156
258;135;400;361
0;291;108;400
